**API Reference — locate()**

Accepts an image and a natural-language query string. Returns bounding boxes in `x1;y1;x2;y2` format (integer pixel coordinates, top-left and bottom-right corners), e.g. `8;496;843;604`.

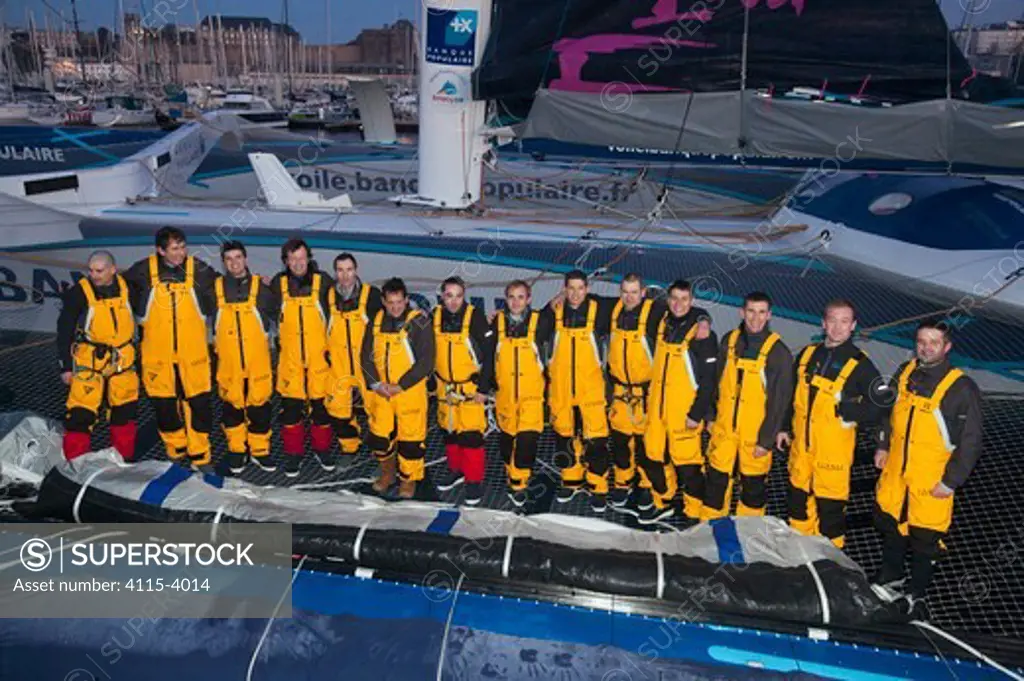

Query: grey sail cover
521;90;1024;173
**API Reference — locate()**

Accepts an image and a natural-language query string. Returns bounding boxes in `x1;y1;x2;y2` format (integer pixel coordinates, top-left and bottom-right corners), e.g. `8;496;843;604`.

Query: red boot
63;431;92;461
109;422;137;462
445;442;464;473
281;423;305;456
462;447;486;484
310;424;333;454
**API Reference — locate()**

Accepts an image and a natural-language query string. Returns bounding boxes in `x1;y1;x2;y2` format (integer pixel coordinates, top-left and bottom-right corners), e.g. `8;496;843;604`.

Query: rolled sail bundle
29;450;891;629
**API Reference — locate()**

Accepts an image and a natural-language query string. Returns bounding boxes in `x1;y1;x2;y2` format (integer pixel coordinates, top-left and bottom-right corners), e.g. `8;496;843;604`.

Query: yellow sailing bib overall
495;311;546;488
139;255;210;399
703;329;780;519
66;275;138;419
276;272;330;401
788;344;861;547
607;299;655;487
642;318;703;515
139;255;211;460
876;361;963;536
548;299;610;490
213;276;273;456
325;283;372;453
434;304;487;437
548;300;608;439
368;309;429;481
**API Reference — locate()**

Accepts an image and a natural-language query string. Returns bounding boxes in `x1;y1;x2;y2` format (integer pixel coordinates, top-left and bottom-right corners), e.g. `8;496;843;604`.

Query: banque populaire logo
426;9;477;67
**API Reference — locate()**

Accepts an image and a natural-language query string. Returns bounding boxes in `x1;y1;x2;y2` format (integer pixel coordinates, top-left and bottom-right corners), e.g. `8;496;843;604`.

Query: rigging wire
859;268;1024;339
911;620;1024;681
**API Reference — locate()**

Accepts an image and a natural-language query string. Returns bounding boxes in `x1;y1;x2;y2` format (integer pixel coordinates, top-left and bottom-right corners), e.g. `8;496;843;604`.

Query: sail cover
478;0;1024;172
520;91;1024;172
475;0;971;104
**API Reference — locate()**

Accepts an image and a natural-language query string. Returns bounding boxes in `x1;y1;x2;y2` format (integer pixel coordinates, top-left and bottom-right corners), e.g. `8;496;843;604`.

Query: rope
536;0;575;90
0;337;55;359
245;554;309;681
860;267;1024;339
911;620;1024;681
434;572;466;681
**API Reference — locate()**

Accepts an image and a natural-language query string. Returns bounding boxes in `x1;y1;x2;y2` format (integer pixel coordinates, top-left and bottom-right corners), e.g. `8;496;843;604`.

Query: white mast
217;14;228;88
191;0;204;83
241;23;248;81
28;10;43;83
325;0;331;82
396;0;494;210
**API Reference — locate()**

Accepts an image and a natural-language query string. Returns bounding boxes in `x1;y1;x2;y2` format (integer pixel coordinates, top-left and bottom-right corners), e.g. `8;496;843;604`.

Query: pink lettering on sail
741;0;806;15
549;34;714;92
632;0;714;29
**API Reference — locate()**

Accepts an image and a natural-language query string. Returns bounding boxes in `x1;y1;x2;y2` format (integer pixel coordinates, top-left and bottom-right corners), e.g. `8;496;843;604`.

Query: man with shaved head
57;250;139;462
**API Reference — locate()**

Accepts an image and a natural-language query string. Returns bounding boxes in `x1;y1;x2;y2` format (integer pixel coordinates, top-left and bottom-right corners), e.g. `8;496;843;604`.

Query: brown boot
398;478;417;499
373;455;396;494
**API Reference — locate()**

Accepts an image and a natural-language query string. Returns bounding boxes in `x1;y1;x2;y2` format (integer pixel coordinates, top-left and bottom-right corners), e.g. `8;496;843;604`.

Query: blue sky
2;0;1020;44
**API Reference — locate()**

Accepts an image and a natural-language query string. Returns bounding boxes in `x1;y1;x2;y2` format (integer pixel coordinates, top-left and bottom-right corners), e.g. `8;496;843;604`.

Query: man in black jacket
268;238;335;477
324;253;382;459
361;278;436;499
210;240;278;474
57;250;138;462
779;299;886;549
545;270;618;511
432;276;495;506
702;291;794;519
489;280;555;508
637;280;717;525
873;320;983;618
123;227;218;468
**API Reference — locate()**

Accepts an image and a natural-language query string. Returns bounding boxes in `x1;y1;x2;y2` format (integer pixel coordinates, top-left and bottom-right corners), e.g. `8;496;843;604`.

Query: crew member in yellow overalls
547;270;617;512
778;299;885;548
639;280;717;526
270;238;335;478
702;291;793;519
324;252;381;457
212;240;277;474
605;273;665;510
491;280;554;509
57;250;138;462
432;277;494;505
124;227;217;468
361;277;435;499
872;320;983;618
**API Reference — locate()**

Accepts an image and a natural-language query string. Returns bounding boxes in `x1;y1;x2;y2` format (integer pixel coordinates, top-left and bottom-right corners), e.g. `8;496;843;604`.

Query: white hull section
791;210;1024;312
